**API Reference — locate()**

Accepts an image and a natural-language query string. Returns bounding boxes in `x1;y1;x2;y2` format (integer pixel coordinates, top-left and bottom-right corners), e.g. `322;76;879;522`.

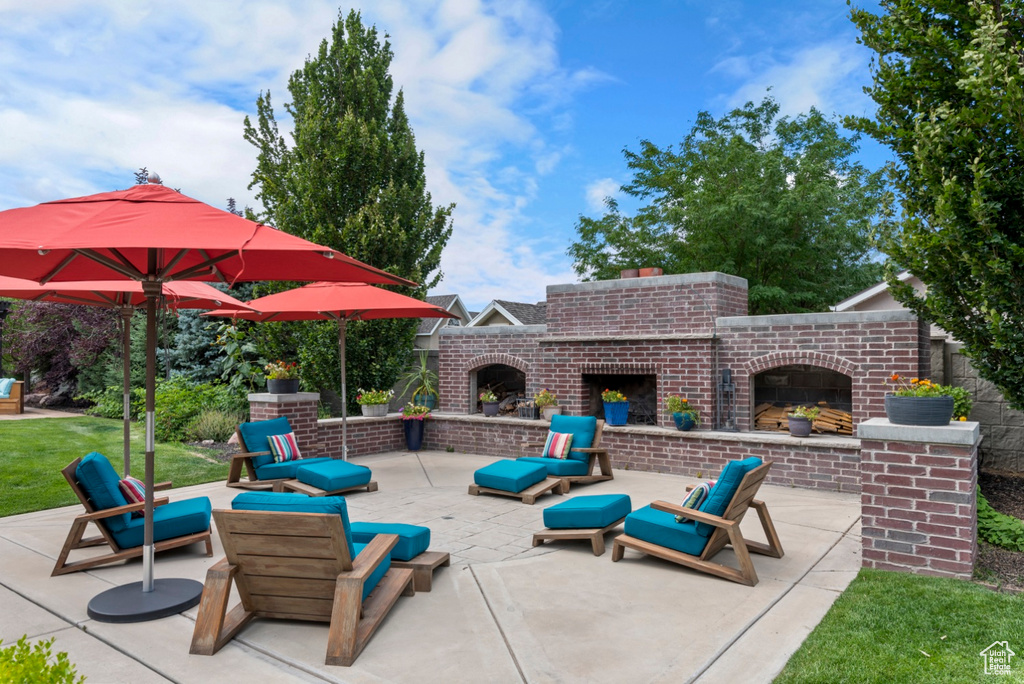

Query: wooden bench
0;381;24;415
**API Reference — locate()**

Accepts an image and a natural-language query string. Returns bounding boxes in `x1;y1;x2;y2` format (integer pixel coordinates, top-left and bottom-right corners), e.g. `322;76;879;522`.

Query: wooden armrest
79;497;171;521
571;447;607;454
154;481;172;491
232;450;268;461
650;500;735;528
522;441;545;448
344;533;399;582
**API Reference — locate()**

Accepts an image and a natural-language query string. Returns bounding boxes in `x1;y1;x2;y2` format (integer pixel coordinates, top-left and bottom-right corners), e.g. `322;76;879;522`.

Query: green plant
0;636;84;684
356;388;393;405
665;394;701;426
264;359;300;380
977;487;1024;552
479;389;498;402
601;388;627;403
534;388;558;408
788;405;821;421
78;385;146;420
213;322;266;393
400;402;431;420
884;374;973;419
445;445;455;453
153;376;248;442
399;350;438;398
185;409;245;442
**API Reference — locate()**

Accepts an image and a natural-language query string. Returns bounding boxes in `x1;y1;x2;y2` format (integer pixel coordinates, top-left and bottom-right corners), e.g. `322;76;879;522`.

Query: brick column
858;418;979;579
248;392;321;457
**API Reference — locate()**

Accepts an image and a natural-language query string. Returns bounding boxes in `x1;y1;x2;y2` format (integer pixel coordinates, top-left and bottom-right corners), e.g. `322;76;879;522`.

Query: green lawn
0;416;228;518
776;569;1024;683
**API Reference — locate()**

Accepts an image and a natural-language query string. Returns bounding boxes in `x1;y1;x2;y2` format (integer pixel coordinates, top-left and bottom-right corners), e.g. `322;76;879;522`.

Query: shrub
79;385;146;420
0;636;84;684
185;410;245;442
977;487;1024;552
154;376;247;442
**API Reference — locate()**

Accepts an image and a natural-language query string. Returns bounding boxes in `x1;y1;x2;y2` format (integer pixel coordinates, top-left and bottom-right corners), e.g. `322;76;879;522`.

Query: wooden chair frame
51;458;213;577
227;426;341;492
611;462;784;586
190;510;414;667
0;380;24;415
522;419;614;492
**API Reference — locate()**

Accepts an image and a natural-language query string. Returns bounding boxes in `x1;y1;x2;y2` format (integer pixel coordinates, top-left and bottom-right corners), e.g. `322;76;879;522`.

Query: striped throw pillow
675;480;715;523
542;431;574;459
118;476;146;518
267;432;303;463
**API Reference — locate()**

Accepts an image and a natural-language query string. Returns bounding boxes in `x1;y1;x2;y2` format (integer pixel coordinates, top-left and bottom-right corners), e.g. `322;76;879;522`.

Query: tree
847;1;1024;408
244;9;453;411
569;97;887;314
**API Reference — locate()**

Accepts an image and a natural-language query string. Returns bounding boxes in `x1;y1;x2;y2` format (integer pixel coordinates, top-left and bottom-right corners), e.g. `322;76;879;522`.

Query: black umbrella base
87;578;204;623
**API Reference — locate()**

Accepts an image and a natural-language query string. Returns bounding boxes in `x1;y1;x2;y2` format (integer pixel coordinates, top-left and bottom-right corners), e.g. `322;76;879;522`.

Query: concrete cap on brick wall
857;417;979;445
718;309;919;328
247;392;321;403
440;324;547;336
546;271;748;295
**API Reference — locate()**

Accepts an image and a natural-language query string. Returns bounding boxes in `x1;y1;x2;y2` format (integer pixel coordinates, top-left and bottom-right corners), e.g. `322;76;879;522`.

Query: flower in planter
534;389;558;408
356;388;393;405
479;389;498;402
787;405;821;421
883;373;973;419
264;360;299;380
400;402;431;420
664;394;701;426
601;388;627;403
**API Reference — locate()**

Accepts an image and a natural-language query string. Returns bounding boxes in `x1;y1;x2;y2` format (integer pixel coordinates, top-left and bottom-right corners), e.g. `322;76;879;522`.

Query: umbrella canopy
205;281;456;459
0;276;254;477
0;182;415;619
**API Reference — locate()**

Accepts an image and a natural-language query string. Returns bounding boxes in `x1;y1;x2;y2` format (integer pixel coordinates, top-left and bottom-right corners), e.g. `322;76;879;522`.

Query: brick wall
248;392;321;456
859;419;979;580
319;415;405;458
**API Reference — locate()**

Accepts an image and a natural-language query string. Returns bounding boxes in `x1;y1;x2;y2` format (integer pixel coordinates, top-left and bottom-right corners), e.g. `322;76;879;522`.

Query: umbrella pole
339;319;347;461
142;279;158;592
121;307;133;478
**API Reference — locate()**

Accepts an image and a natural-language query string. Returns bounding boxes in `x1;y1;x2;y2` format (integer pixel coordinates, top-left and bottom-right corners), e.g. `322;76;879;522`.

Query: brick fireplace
439;272;928;431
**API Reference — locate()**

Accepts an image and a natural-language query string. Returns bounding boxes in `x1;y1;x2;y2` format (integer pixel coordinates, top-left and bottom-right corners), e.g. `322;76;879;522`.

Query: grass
0;416;228;518
775;569;1024;683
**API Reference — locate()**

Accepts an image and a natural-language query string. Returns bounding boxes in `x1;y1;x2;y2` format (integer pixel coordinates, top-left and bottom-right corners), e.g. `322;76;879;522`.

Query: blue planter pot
403;419;425;451
672;412;696;431
604;401;629;426
413;394;437;409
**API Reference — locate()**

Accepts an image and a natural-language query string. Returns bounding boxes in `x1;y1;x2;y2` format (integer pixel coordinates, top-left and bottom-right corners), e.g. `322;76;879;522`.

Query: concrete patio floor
0;450;862;683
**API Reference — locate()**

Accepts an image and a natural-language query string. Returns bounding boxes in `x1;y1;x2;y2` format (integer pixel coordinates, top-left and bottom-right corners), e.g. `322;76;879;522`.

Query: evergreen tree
244;10;453;411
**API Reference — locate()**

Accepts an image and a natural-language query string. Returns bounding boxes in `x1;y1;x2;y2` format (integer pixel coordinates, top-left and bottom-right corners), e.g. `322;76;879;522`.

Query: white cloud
584;178;620;214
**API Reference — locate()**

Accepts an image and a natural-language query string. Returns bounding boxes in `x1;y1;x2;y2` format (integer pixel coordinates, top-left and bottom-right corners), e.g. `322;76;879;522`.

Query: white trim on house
831;270;914;312
416;295;471;338
467;300;520;327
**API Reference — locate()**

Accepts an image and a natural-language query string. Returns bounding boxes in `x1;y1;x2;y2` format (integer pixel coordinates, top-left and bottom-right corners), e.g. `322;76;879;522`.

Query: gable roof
416;294;468;336
831;271;915;312
468;300;547;326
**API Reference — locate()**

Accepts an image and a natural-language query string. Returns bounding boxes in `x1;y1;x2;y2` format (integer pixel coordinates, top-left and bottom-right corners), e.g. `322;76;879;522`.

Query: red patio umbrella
0;276;254;477
0;181;415;622
205;281;456;460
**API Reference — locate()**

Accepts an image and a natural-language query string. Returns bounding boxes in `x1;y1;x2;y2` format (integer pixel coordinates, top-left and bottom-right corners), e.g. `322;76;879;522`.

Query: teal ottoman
469;460;565;505
350;522;450;592
533;494;632;556
283;459;378;496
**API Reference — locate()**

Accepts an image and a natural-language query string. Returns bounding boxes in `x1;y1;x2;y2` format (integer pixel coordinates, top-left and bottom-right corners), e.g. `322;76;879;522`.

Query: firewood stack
754;402;853;436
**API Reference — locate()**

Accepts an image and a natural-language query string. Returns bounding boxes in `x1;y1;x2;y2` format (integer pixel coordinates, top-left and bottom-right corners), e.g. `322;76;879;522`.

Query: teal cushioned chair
228;416;333;490
612;458;784;586
517;415;614;489
52;451;213;576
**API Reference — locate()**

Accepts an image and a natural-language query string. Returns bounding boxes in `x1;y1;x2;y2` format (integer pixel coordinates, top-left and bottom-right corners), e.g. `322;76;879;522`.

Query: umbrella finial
147;172;163;185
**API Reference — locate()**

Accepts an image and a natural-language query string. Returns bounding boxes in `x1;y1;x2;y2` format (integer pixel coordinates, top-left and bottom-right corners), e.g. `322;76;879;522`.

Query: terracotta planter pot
639;267;663;277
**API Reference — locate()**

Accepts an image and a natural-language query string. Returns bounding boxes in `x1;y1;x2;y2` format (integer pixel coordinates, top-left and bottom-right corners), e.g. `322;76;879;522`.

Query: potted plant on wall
664;395;700;431
356;388;393;417
264;360;300;394
787;405;820;437
534;388;561;421
400;350;439;409
602;388;629;425
479;389;499;416
401;402;430;451
883;374;972;425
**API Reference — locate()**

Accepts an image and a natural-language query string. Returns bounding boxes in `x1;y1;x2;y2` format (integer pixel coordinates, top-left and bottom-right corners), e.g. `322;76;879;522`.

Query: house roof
468;299;547;326
416;294;466;336
831;271;915;312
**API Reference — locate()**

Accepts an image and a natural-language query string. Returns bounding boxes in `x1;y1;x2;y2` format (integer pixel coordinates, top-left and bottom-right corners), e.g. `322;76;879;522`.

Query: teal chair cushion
353;542;392;601
549;415;597;463
516;456;590;477
0;378;14;398
296;460;372;492
253;456;333;481
624;505;709;556
543;493;632;529
76;452;131;532
231;491;356;559
109;496;212;549
238;417;292;469
474;460;547;493
350;522;430;562
696;457;763;537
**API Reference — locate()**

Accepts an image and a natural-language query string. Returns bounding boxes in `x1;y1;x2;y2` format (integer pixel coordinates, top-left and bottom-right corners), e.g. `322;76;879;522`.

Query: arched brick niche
466;354;531;415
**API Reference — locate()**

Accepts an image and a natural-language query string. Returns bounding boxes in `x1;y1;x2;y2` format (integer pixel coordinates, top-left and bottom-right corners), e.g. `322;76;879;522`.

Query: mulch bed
185;440;239;463
977;470;1024;591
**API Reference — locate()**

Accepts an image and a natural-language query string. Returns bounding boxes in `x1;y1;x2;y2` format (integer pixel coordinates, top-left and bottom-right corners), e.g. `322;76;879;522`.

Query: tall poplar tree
244;10;453;408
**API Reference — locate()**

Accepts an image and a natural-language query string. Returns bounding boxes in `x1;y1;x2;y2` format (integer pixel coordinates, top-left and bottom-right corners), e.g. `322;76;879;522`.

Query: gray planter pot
361;404;388;417
266;378;299;394
788;416;813;438
541;406;562;421
884;394;954;426
482;401;499;417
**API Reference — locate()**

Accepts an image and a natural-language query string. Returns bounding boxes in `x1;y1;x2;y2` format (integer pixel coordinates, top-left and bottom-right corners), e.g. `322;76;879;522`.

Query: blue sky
0;0;885;311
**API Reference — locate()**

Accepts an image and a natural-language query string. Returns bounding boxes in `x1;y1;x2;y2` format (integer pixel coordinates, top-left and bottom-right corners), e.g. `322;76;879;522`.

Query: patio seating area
0;450;861;683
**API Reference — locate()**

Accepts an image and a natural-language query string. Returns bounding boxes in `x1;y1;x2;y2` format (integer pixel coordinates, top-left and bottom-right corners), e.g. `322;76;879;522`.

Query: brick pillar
858;417;979;579
248;392;321;457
